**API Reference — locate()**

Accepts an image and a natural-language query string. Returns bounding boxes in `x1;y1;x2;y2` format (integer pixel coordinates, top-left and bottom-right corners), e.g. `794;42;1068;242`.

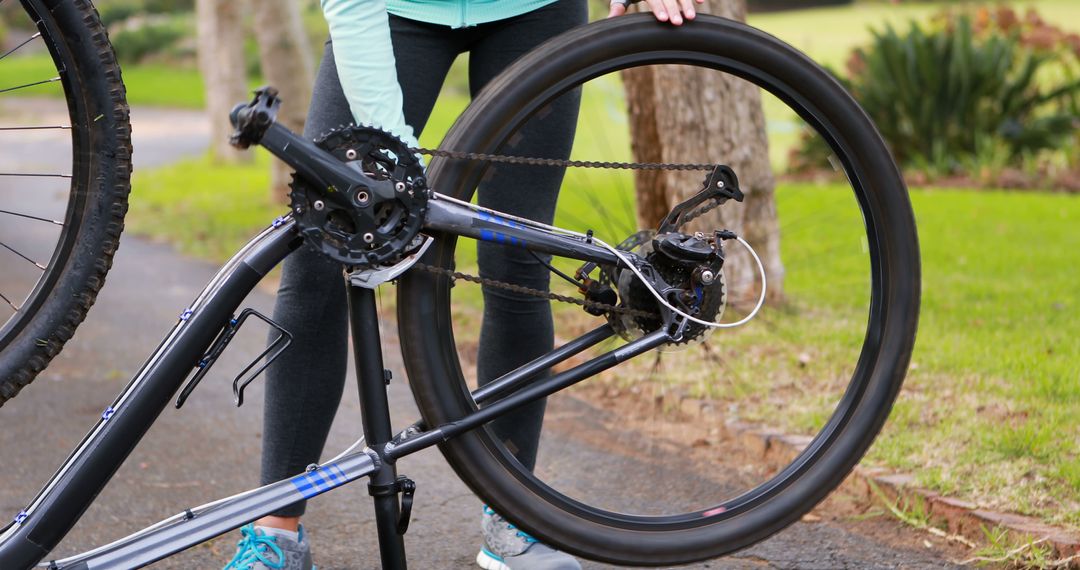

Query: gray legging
261;1;587;517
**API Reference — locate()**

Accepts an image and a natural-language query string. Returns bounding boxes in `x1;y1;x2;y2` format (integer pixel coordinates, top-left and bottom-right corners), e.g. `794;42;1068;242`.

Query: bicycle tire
398;13;919;566
0;0;131;405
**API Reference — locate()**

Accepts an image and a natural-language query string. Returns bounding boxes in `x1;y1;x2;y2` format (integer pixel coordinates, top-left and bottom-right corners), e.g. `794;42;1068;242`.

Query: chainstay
412;147;715;171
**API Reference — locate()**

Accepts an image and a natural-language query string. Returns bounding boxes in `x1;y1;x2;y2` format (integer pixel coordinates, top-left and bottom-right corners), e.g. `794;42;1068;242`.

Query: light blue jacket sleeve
320;0;419;149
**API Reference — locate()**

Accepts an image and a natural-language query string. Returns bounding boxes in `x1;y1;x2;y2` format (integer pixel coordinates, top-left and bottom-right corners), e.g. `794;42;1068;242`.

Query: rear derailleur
577;165;745;345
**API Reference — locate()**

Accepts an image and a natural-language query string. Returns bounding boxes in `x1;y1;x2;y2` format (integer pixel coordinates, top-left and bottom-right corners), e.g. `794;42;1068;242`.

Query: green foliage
97;0;193;27
793;13;1079;178
964;526;1061;568
98;2;140;28
746;0;852;13
867;480;936;532
110;17;190;65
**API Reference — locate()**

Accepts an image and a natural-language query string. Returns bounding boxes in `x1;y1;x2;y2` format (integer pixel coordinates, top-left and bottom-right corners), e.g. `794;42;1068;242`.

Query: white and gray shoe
223;524;314;570
477;505;581;570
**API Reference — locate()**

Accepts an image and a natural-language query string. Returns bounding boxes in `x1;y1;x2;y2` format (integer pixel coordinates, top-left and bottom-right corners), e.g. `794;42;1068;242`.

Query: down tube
0;218;302;570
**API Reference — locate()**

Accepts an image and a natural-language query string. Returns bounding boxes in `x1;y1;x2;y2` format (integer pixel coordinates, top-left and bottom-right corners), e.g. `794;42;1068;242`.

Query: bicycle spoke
0;209;64;226
0;290;19;312
0;240;47;270
0;76;61;95
0;125;71;131
0;172;71;178
0;32;42;61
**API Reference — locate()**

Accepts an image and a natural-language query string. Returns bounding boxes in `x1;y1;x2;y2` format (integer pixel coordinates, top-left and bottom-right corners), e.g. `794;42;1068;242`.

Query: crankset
289;125;429;266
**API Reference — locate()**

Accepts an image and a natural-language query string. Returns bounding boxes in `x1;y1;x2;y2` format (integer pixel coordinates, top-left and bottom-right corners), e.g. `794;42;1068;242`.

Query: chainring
289;125;428;266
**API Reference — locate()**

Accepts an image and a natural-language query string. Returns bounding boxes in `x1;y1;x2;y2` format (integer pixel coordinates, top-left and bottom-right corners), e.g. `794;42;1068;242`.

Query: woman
225;1;701;569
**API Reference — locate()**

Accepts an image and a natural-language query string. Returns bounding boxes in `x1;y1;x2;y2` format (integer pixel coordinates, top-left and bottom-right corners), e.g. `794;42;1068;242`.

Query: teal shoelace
224;524;285;570
483;505;538;545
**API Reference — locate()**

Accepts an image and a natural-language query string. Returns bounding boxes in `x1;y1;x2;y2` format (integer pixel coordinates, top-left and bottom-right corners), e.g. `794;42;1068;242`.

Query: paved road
0;102;962;569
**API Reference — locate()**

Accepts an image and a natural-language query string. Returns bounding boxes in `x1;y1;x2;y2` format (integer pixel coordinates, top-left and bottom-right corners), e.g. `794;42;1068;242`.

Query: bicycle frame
0;114;675;570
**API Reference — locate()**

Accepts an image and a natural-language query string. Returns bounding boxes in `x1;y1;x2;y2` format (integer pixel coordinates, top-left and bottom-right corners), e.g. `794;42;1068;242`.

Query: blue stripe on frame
290;474;318;500
330;463;348;481
308;471;328;491
290;464;352;500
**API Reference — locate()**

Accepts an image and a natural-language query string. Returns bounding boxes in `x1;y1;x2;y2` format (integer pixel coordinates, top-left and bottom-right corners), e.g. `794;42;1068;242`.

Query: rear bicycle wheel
0;0;131;405
399;14;919;566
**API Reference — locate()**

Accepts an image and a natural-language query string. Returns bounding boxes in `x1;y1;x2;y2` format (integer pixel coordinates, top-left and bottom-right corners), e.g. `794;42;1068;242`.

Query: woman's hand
607;0;706;26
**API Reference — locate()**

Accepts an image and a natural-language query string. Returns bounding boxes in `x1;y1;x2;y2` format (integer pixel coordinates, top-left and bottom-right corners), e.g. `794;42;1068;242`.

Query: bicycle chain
405;147;727;319
410;147;715;172
412;262;658;319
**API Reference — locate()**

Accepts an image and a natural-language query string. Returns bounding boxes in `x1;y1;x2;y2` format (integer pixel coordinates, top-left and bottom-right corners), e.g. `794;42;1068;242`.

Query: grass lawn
792;186;1080;529
4;54;206;109
127;150;283;259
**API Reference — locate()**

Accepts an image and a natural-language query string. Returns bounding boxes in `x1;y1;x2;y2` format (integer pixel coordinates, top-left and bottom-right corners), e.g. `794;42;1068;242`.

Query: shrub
99;2;140;28
792;8;1080;184
110;16;189;65
747;0;852;13
98;0;194;28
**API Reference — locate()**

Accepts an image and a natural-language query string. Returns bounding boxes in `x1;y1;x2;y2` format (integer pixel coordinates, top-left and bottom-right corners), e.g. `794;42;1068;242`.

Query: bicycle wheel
399;13;919;566
0;0;131;405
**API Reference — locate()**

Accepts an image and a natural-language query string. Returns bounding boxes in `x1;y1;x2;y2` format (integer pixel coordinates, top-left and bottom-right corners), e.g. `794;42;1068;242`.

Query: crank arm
229;87;396;208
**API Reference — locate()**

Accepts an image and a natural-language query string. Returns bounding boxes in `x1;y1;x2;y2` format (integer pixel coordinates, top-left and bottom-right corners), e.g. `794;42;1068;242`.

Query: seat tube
346;281;408;570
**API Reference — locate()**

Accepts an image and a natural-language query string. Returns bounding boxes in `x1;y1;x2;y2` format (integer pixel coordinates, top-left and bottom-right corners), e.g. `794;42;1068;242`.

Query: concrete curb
716;418;1080;564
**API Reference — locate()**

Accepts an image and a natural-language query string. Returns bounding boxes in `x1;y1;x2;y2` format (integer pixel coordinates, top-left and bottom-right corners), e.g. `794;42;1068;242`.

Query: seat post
346;278;408;570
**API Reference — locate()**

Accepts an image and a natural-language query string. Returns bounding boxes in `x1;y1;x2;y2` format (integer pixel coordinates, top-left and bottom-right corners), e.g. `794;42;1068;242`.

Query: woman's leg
388;15;465;138
259;19;462;522
257;43;357;522
468;0;588;471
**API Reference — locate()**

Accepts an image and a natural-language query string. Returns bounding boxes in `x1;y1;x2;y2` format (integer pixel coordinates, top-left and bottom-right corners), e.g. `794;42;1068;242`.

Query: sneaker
477;505;581;570
223;523;314;570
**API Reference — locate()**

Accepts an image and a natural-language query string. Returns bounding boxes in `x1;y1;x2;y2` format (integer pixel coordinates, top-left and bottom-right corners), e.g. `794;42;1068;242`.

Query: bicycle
0;1;920;568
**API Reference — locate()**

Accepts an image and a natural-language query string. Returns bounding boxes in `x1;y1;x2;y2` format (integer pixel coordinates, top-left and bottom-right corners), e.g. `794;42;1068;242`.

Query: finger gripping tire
0;0;132;406
399;14;919;566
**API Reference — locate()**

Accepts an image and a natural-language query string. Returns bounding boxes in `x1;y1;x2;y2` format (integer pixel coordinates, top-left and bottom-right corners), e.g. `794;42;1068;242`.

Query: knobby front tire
0;0;131;405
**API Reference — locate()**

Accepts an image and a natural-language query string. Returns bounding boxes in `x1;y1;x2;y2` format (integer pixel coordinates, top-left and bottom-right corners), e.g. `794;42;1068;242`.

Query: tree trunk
252;0;315;204
196;0;250;164
621;0;784;303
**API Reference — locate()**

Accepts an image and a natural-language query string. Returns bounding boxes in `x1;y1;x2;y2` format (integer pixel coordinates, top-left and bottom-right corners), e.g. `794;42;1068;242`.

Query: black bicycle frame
0;117;673;569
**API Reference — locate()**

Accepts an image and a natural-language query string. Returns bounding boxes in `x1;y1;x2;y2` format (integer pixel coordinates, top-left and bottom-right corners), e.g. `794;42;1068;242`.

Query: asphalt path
0;102;962;569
